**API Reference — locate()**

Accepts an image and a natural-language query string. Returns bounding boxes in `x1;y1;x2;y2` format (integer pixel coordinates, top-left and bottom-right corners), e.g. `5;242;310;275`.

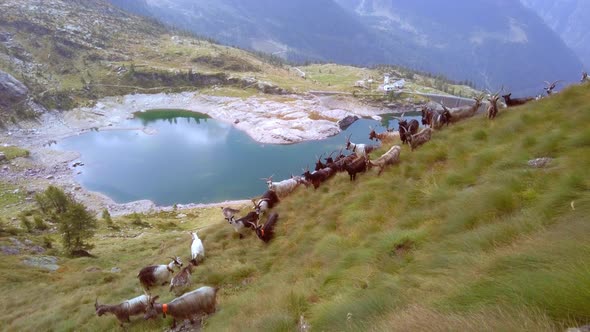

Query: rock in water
337;115;359;130
0;70;28;111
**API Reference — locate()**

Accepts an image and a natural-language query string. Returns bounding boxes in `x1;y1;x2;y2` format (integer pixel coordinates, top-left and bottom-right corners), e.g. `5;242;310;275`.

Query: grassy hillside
1;83;589;330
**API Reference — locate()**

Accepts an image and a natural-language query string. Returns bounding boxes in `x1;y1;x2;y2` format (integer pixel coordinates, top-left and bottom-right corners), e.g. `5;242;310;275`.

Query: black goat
247;212;279;243
303;166;335;189
327;154;357;173
502;93;534;107
397;116;419;144
344;155;367;181
229;211;259;238
253;190;280;215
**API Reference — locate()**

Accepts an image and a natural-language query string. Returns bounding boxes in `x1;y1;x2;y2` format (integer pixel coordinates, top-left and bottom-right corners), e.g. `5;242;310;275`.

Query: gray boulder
338;115;359;130
528;157;553;168
0;70;28;111
22;256;59;271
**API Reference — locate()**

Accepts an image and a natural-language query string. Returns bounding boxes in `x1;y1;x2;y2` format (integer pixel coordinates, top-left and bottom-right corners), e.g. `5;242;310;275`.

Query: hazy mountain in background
108;0;583;94
520;0;590;69
333;0;582;94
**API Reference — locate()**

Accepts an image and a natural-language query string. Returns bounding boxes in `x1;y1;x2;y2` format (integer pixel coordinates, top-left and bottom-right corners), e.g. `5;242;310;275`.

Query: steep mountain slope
2;83;589;330
520;0;590;69
111;0;584;94
0;0;304;113
135;0;381;64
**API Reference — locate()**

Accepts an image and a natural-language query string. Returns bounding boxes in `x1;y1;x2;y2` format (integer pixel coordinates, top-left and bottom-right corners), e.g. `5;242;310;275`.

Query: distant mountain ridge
520;0;590;69
107;0;583;94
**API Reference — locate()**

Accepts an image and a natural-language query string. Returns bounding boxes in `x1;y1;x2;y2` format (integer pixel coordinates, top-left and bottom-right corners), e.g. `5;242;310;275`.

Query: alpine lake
55;109;420;205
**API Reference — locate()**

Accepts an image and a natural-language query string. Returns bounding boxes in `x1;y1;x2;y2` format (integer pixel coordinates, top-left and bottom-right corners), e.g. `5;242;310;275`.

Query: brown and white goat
170;264;194;296
501;93;534;107
366;145;401;175
252;189;280;215
487;92;501;120
138;257;183;291
144;286;219;328
95;294;149;327
344;155;367;181
345;134;377;158
369;126;400;143
407;127;432;151
221;206;240;223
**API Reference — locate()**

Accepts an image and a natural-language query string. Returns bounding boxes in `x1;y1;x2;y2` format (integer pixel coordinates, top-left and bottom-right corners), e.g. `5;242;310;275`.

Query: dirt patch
393;239;415;257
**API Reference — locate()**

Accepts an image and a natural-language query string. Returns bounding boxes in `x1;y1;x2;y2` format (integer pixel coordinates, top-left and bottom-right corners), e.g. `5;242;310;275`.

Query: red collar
162;303;168;314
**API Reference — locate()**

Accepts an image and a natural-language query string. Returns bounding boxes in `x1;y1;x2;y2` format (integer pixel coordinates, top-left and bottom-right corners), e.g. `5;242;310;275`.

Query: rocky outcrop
0;70;28;111
337;115;359;130
22;256;59;271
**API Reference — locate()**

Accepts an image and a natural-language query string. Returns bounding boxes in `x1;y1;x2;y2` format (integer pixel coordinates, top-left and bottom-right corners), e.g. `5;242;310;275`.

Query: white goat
95;294;149;327
263;175;301;198
190;231;205;265
138;257;183;291
345;134;376;158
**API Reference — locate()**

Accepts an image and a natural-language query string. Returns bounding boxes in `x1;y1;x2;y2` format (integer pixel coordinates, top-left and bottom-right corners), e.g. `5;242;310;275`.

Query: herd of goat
94;74;589;328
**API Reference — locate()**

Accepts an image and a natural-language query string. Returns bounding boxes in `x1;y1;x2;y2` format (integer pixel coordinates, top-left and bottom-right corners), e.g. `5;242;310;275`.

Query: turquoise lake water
56;110;420;205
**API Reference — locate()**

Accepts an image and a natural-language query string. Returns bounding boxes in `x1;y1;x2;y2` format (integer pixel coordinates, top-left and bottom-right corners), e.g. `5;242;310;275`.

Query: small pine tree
35;186;71;216
59;201;97;255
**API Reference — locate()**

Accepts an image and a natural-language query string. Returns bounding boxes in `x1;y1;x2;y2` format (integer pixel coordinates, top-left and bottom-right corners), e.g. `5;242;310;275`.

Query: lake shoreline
1;91;414;216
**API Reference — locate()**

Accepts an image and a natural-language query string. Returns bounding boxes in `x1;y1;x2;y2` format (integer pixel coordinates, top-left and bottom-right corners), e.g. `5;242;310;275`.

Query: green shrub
33;215;48;231
20;215;33;233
